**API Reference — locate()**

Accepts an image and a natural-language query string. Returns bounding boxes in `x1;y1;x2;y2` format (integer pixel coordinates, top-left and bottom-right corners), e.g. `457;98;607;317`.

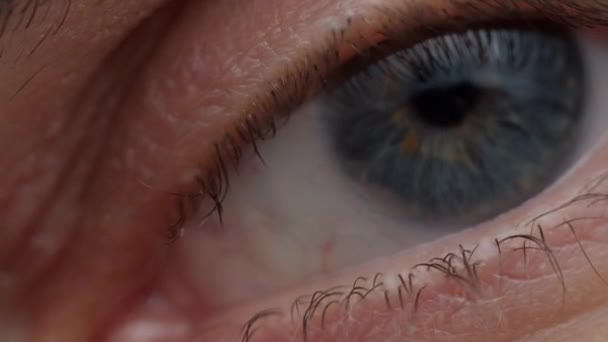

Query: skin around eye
3;1;608;342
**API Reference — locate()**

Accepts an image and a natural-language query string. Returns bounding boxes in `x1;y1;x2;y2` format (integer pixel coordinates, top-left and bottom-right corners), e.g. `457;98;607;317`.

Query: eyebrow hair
181;0;608;233
0;0;72;40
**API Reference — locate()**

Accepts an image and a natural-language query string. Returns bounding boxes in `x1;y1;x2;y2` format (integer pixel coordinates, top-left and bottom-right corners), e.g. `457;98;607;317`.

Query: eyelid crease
170;0;608;241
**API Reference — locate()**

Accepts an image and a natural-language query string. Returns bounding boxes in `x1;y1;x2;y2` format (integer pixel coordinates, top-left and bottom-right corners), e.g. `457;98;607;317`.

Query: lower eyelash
0;0;71;38
235;170;608;342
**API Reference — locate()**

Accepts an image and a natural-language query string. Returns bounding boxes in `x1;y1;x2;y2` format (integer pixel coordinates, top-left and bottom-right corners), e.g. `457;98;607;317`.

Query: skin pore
2;0;608;341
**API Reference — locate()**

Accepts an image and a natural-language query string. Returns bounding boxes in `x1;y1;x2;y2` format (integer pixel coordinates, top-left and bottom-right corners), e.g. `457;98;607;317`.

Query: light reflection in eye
171;25;608;316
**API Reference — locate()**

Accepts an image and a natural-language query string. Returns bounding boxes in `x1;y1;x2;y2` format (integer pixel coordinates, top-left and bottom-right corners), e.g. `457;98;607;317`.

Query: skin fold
2;0;608;341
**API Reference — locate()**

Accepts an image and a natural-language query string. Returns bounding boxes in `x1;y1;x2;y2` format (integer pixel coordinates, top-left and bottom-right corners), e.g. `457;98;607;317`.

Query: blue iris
324;28;585;224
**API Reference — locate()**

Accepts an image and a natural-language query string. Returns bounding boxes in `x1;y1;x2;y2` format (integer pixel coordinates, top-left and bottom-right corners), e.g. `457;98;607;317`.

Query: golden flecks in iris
443;141;477;172
517;175;534;192
400;131;420;155
391;107;408;126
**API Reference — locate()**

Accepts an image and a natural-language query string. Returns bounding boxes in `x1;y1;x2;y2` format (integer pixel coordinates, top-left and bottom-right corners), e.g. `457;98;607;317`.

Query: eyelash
0;0;71;38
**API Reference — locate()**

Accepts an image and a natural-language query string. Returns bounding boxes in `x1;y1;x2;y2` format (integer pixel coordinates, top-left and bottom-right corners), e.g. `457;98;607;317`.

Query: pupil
410;82;481;128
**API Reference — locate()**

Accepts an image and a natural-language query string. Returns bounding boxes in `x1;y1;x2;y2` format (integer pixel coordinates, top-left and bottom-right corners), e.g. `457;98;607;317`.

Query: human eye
4;1;608;342
162;3;608;341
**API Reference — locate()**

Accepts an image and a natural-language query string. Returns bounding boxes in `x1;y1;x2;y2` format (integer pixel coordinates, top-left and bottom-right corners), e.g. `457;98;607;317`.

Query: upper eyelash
167;113;282;241
167;0;608;242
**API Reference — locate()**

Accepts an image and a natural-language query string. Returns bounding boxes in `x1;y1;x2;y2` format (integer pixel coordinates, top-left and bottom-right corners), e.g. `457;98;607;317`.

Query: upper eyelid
245;0;608;124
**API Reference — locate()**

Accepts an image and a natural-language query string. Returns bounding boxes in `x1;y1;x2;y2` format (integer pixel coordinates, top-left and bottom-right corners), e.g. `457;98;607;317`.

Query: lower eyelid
191;134;608;341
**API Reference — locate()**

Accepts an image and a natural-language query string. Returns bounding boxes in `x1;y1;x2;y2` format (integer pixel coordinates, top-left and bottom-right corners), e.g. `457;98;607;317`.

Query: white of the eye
564;31;608;179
